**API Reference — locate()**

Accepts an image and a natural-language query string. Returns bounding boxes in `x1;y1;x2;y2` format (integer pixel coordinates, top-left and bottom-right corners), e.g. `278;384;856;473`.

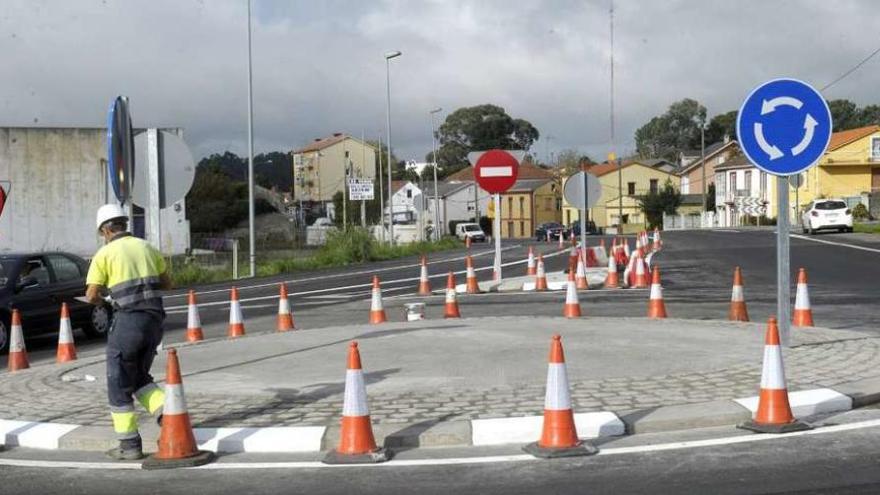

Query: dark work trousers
106;310;165;411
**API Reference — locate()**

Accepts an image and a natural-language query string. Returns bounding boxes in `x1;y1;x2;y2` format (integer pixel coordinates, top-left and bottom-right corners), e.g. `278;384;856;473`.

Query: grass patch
853;223;880;234
168;227;463;287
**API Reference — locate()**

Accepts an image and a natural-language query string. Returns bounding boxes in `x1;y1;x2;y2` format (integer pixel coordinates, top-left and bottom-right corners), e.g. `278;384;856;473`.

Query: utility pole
430;107;442;241
377;134;385;243
610;0;622;230
361;129;366;228
701;114;707;212
245;0;256;277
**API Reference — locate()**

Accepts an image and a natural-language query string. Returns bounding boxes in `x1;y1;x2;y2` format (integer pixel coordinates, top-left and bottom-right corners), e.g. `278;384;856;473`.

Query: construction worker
86;204;172;460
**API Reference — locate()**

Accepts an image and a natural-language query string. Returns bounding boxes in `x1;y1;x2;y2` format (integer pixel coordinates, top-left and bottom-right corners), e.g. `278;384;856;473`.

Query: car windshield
816;201;847;210
464;225;481;232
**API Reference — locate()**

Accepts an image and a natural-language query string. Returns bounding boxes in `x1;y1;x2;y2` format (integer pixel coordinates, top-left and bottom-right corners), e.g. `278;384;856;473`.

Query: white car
801;199;853;234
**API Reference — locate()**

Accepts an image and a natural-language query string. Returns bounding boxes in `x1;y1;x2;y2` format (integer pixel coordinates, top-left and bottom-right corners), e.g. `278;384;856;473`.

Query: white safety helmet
95;204;127;231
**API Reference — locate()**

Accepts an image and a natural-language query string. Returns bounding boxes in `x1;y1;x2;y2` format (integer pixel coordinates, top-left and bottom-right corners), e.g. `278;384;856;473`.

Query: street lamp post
429;107;442;241
246;0;256;277
384;50;401;246
700;112;707;212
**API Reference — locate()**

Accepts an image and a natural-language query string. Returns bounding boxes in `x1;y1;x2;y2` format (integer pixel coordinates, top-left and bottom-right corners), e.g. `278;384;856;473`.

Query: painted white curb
471;412;625;446
734;388;853;419
194;426;326;453
0;419;79;449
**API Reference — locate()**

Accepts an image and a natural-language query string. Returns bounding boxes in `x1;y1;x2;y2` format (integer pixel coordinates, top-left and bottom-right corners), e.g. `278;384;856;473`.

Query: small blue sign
736;78;832;176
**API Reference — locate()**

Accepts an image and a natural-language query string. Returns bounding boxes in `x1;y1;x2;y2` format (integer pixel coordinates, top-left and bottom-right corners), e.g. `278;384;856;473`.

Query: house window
518;197;524;217
406;189;412;199
729;172;737;196
627;182;636;195
649;179;659;194
872;137;880;161
681;176;690;194
507;221;514;237
744;171;752;196
760;172;767;199
519;222;524;237
508;197;513;216
716;172;726;198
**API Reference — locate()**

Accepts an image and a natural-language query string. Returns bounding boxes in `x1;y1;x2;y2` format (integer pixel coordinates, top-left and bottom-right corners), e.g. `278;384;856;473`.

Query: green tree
706;110;737;144
330;190;384;228
638;179;682;229
828;99;860;130
634;98;707;161
555;149;594;177
432;104;540;178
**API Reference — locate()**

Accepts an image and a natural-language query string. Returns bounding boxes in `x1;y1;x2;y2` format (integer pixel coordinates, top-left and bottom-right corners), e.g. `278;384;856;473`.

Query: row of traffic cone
188;283;297;342
726;266;815;327
7;304;77;372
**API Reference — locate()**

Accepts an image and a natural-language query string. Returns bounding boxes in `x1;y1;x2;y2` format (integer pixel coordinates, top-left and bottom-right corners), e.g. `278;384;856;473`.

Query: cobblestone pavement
1;328;877;429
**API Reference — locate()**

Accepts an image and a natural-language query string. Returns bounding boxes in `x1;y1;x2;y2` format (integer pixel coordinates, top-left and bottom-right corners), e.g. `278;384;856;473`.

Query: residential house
389;180;424;224
714;153;771;227
677;138;739;197
424;181;486;235
498;178;561;238
292;133;378;217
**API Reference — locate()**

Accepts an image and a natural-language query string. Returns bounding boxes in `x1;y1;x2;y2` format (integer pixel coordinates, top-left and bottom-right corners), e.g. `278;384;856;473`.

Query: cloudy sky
2;0;878;164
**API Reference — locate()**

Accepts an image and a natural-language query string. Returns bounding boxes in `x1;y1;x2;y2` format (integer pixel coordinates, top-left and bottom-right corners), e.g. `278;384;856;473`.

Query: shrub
852;203;870;220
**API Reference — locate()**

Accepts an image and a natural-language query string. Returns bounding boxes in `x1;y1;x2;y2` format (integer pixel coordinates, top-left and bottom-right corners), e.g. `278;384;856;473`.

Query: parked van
455;223;487;242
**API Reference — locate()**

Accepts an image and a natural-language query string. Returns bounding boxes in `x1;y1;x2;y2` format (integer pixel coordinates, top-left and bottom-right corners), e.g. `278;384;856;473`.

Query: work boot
105;435;144;461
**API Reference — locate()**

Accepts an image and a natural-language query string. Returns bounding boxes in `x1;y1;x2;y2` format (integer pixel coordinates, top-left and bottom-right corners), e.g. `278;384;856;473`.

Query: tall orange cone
369;276;387;324
523;335;597;458
184;290;204;343
444;272;461;318
729;267;749;322
465;236;472;250
792;268;814;327
604;250;619;289
526;246;536;276
575;255;588;290
324;342;388;464
417;256;431;296
632;251;649;289
7;309;28;372
465;256;480;294
647;266;668;318
277;283;295;332
534;254;548;291
563;271;582;318
653;227;662;251
143;349;215;469
227;287;245;338
56;303;77;363
738;318;811;434
568;245;579;273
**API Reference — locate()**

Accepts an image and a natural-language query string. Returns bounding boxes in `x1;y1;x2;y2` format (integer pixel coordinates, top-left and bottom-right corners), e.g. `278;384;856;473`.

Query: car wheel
848;227;854;233
82;304;111;339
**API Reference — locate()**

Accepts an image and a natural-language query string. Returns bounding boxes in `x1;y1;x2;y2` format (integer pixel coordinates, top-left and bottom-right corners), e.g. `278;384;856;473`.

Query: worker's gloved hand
103;295;113;304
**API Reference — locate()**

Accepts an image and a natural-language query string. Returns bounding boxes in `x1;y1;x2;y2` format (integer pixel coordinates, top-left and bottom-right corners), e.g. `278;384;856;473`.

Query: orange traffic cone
575;255;588;290
568;245;579;273
369;276;387;324
526;246;536;276
632;251;649;289
444;272;461;318
465;236;472;250
738;318;812;434
523;335;597;458
7;309;28;372
558;232;564;249
534;254;548;291
417;256;431;296
623;238;631;259
185;290;204;343
729;267;749;322
792;268;814;327
277;283;295;332
143;349;215;469
604;250;619;289
647;266;668;318
56;303;77;363
653;227;662;251
465;256;480;294
324;342;388;464
563;271;582;318
227;287;245;338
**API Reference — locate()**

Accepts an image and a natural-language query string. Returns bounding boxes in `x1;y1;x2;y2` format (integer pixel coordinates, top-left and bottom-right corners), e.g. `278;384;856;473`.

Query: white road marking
791;234;880;254
3;418;880;471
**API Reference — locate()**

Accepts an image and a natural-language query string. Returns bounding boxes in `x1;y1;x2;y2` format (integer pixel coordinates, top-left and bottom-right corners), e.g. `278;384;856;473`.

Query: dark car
535;222;569;241
0;252;112;351
568;220;599;237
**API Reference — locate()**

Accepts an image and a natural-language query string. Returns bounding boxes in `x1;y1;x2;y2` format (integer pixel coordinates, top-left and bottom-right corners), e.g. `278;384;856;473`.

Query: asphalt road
19;228;880;365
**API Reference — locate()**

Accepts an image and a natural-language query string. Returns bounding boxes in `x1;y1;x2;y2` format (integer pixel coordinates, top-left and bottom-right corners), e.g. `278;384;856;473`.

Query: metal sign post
494;193;502;280
737;78;832;348
581;169;589;250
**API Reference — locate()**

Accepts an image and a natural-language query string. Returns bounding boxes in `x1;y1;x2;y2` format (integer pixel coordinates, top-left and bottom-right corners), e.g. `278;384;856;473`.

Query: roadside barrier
563;271;582;318
143;349;215;469
8;309;29;372
369;276;387;324
417;256;431;296
738;318;811;434
227;287;246;338
56;303;77;363
647;266;668;319
792;268;814;327
444;272;461;318
523;335;597;458
324;342;388;464
729;267;749;322
185;290;204;342
277;283;295;332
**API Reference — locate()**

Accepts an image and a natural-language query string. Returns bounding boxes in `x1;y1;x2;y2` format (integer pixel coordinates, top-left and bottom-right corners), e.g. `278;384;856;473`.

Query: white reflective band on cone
188;305;201;327
58;320;74;344
537;262;545;277
649;283;662;300
278;298;291;314
577;260;586;277
371;289;383;310
229;302;243;324
446;288;456;303
544;363;572;410
420;266;428;280
794;284;811;310
760;345;787;389
731;286;744;302
163;384;188;415
527;254;535;267
342;369;369;416
467;267;476;278
566;281;578;303
9;325;24;352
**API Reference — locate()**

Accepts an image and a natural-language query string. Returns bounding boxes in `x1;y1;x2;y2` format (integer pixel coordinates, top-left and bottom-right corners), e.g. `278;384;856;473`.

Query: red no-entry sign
471;150;521;194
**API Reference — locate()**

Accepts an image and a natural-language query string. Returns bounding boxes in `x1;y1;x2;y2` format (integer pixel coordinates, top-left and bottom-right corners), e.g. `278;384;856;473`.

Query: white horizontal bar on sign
471;412;625;446
734;388;852;419
0;419;79;449
480;166;513;177
194;426;326;453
